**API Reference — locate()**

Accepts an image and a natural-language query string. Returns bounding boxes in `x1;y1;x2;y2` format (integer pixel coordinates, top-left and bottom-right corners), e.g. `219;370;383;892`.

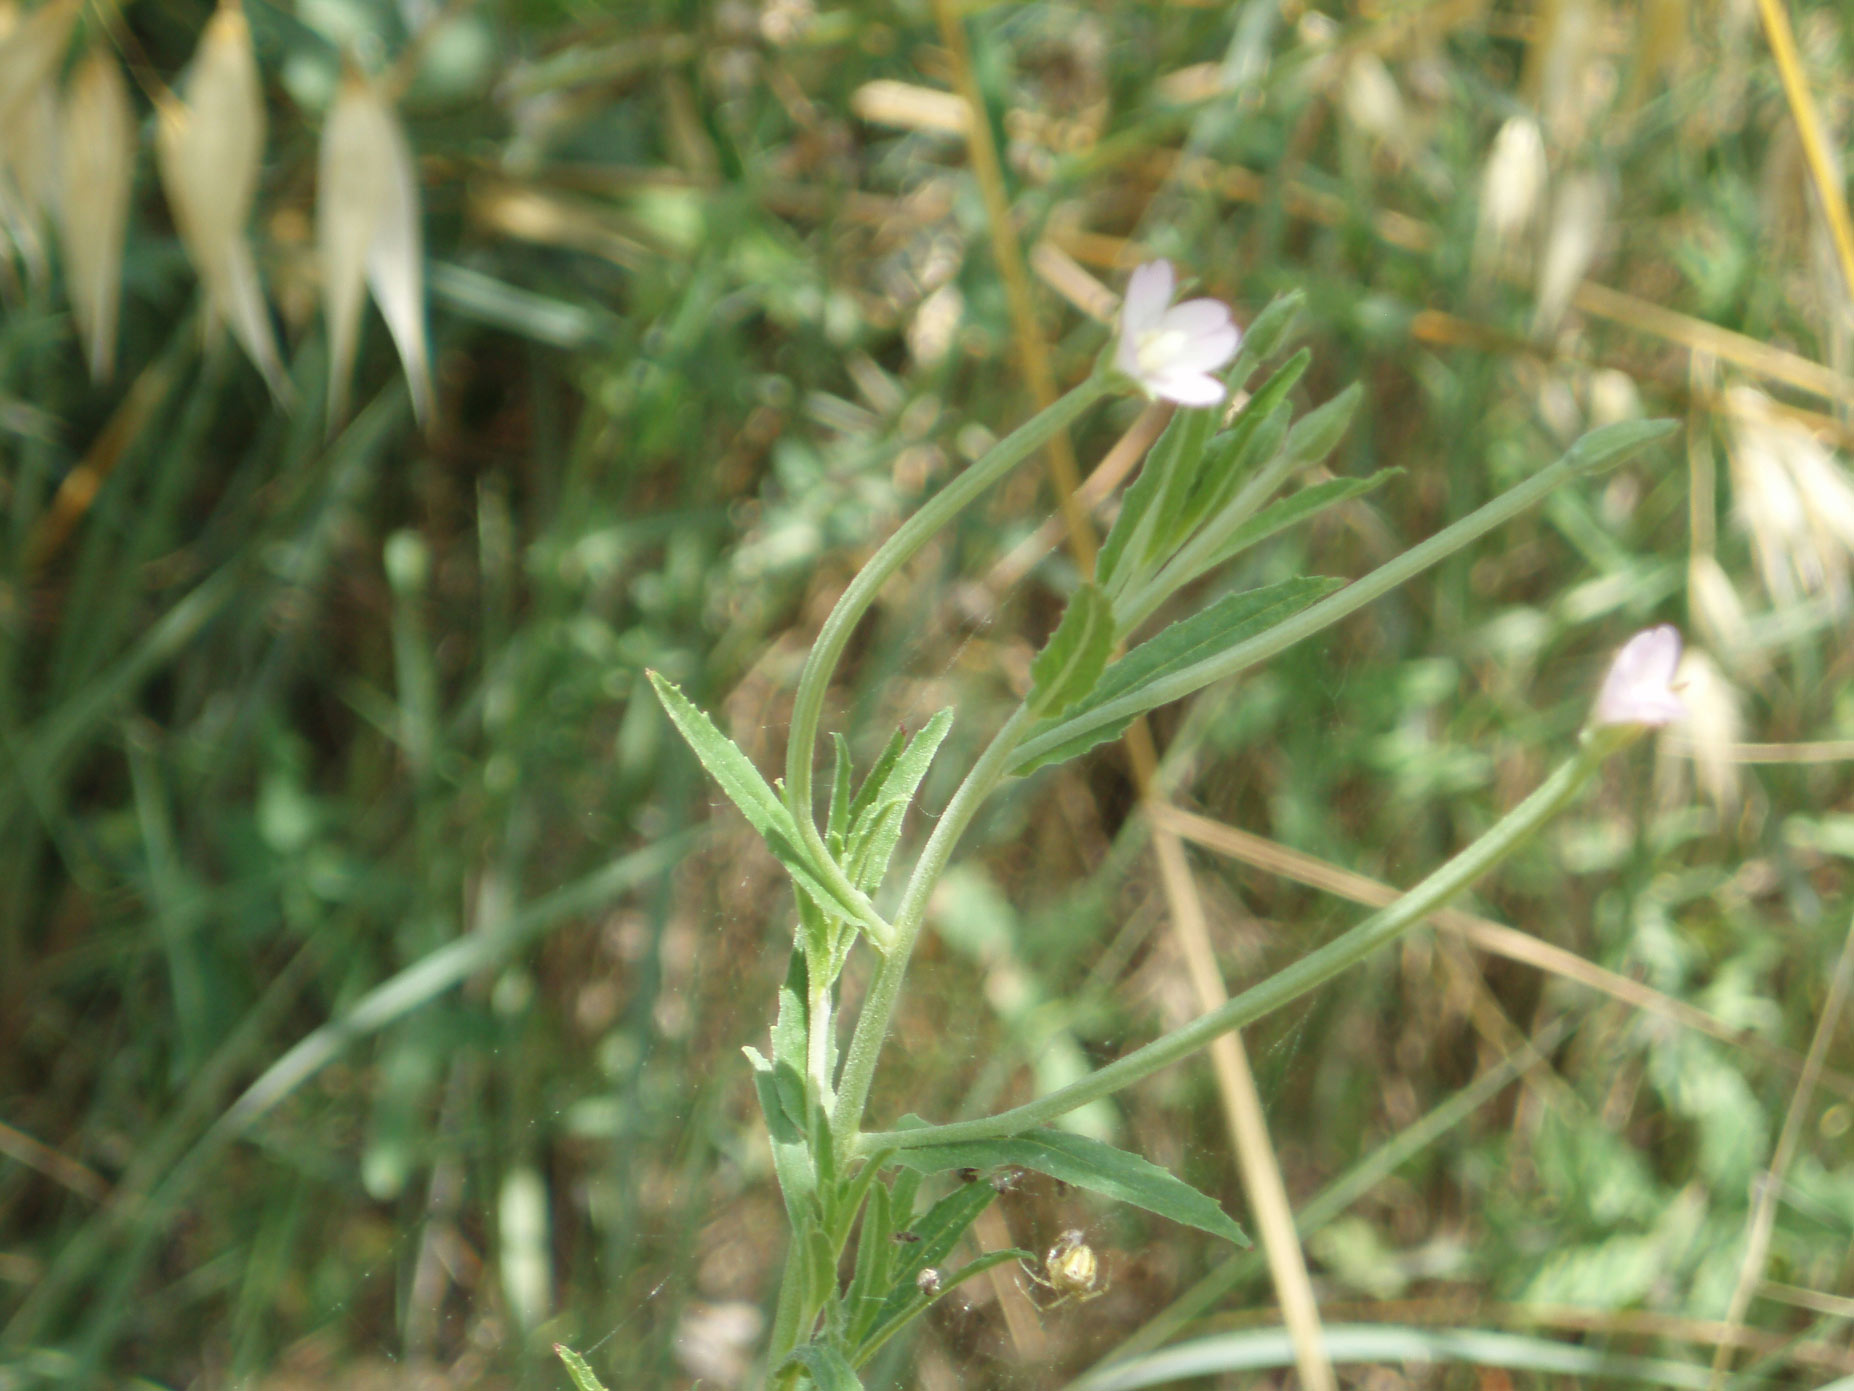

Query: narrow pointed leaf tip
319;67;433;430
1591;624;1685;728
889;1129;1249;1246
1115;260;1241;408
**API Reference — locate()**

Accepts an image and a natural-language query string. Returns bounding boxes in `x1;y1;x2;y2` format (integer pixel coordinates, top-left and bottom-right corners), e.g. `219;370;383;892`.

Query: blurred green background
6;0;1854;1387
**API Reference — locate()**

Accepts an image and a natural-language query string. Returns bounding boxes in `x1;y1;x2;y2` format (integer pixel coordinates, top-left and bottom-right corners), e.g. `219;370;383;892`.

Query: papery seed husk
1531;169;1606;338
60;49;134;380
0;0;79;130
318;68;431;428
156;0;289;400
0;10;67;283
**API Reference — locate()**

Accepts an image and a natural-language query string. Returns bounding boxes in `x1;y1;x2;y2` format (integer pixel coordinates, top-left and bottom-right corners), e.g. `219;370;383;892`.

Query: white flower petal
1158;318;1240;373
1146;369;1227;407
1122;260;1174;331
1592;624;1686;728
1158;298;1233;338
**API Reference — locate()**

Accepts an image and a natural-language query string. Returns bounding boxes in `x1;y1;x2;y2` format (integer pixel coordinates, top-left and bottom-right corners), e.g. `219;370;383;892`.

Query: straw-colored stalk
317;66;432;429
59;49;135;381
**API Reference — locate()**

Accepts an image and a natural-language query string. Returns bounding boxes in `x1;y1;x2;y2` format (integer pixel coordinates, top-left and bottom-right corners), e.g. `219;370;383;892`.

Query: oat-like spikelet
0;0;78;128
155;0;290;401
317;65;431;429
1477;114;1547;268
1725;386;1854;608
1657;646;1744;818
0;0;76;283
0;73;56;282
59;49;134;380
1532;169;1606;339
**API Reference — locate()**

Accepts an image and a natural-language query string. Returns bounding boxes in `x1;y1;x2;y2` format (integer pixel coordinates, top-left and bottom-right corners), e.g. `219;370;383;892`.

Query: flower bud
1591;624;1686;729
317;66;432;428
59;49;134;380
156;0;290;400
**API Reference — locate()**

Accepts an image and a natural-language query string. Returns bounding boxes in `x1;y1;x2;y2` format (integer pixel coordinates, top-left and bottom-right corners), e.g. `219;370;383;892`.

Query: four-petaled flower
1115;260;1241;408
1591;624;1687;728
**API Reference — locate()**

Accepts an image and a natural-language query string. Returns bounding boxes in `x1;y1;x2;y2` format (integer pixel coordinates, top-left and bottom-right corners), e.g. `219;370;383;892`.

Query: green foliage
1013;578;1346;773
1027;583;1117;718
9;4;1852;1389
889;1130;1249;1247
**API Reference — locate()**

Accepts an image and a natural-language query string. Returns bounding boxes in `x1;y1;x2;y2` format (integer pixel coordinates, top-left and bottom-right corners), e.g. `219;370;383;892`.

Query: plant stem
782;377;1114;858
1012;420;1675;771
830;704;1037;1153
857;731;1634;1153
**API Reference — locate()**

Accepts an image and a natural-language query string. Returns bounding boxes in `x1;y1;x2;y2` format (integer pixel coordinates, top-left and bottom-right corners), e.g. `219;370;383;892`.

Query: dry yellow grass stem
1148;802;1854;1107
972;1200;1048;1360
930;0;1092;571
928;19;1335;1369
1755;0;1854;307
0;1118;109;1204
25;353;181;571
1133;733;1338;1391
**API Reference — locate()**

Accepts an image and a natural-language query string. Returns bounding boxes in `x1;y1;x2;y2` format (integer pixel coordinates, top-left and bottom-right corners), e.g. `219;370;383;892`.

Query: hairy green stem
857;730;1635;1152
830;704;1037;1153
782;376;1114;855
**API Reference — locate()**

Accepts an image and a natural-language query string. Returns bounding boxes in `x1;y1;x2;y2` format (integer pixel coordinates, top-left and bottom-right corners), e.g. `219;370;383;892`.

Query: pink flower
1591;625;1687;728
1114;260;1241;408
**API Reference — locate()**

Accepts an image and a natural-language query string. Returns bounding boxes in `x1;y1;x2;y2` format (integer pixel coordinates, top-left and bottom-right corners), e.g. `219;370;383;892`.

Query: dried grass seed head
318;65;433;429
59;48;135;380
1725;386;1854;608
156;0;290;400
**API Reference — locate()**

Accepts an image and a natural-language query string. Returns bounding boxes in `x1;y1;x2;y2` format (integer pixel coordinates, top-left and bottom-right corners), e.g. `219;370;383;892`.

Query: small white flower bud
1591;624;1686;729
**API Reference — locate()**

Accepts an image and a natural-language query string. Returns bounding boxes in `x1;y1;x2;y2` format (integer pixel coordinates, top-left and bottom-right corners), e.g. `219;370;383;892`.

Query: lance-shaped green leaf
554;1344;612;1391
1142;407;1219;574
1097;407;1190;596
1173;349;1311;540
842;710;953;893
889;1130;1249;1246
745;1045;819;1230
1220;289;1305;397
649;672;868;927
844;1171;900;1326
1202;469;1401;572
854;1249;1029;1367
851;1177;997;1347
1014;577;1343;775
1280;381;1362;470
846;727;908;826
1027;583;1116;718
785;1343;864;1391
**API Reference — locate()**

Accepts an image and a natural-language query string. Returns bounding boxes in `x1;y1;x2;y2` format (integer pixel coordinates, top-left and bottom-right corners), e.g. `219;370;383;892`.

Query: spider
1019;1229;1108;1309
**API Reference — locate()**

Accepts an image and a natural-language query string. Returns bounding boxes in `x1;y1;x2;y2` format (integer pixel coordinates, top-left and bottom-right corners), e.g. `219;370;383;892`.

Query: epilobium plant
562;265;1680;1390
